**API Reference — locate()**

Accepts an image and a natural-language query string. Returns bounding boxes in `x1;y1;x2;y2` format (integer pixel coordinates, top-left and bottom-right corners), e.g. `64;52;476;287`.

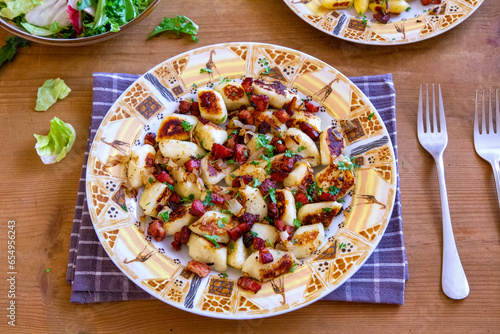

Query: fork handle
491;158;500;209
435;155;470;300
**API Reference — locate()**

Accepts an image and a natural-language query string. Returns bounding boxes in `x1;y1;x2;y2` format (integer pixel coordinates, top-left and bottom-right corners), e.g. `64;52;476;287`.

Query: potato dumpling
319;126;345;166
321;0;353;9
289;224;324;259
189;211;235;244
354;0;369;14
159;139;206;165
369;0;410;14
252;80;299;109
284;128;320;167
127;144;156;188
198;89;228;124
187;233;227;272
173;173;204;200
200;154;236;185
316;156;356;199
238;186;267;221
225;162;267;187
227;237;248;270
194;121;227;151
242;249;296;282
246;133;273;156
138;182;172;218
157;114;198;141
251;223;280;247
283;161;314;188
162;204;198;236
287;111;321;134
274;189;296;227
254;111;287;137
296;201;343;229
214;81;249;110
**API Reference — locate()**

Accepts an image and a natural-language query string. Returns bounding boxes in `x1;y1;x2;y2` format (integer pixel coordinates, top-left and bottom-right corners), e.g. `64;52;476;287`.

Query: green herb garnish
261;58;272;75
158;210;170;222
297;146;307;152
264;188;277;203
201;190;214;207
200;68;213;74
181;194;195;202
148;177;153;184
250;231;258;237
250;161;260;166
221;272;229;278
289;263;299;273
181;120;194;131
293;218;302;229
367;112;375;120
284;150;296;157
204;234;220;248
322;207;332;213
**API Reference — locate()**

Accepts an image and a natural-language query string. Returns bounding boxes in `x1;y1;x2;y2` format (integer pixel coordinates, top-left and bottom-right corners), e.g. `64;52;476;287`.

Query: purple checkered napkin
66;72;408;304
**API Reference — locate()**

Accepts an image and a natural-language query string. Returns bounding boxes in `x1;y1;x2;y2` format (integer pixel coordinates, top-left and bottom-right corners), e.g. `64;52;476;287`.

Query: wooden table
0;0;499;332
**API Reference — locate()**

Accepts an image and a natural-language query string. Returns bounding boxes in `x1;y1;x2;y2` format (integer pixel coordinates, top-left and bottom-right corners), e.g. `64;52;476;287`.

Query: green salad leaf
147;15;199;42
0;0;41;20
34;117;76;164
35;78;71;111
0;36;29;68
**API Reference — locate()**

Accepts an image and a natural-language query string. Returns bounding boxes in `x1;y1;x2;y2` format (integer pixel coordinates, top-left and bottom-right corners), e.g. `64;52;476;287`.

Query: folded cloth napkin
66;72;408;304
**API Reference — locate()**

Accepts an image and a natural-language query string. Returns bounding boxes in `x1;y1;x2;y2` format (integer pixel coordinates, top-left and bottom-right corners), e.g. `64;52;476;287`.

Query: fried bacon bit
242;231;255;248
156;171;174;184
197;115;210;125
239;212;260;225
259;249;273;264
259;178;276;196
238;109;254;125
170;193;181;203
148;220;166;242
268;202;279;218
189;199;205;217
235;144;250;165
281;155;300;172
283;97;297;116
299;122;319;141
270;171;288;182
187;260;211;278
226;134;237;150
211;143;234;160
295;192;309;205
373;11;391;24
144;132;156;146
284;225;294;240
171;239;182;251
257;120;271;134
238;277;262;294
156;204;164;213
178;100;192;114
211;193;225;205
184;159;201;173
228;227;242;240
179;225;191;245
190;102;200;116
232;174;253;187
273;109;291;123
270;137;286;154
253;237;266;251
319;192;336;201
241;77;254;93
304;100;319;113
421;0;441;4
251;94;269;112
274;219;285;231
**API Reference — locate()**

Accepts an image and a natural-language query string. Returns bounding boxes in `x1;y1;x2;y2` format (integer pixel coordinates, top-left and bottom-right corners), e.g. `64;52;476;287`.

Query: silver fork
417;84;470;300
474;89;500;207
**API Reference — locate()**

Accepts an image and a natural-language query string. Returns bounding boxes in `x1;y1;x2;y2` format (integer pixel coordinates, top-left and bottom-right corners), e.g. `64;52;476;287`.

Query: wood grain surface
0;0;499;333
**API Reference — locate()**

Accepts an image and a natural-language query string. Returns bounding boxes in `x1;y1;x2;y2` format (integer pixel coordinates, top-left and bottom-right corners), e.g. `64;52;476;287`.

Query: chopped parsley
196;152;208;159
297;146;307;152
226;159;236;165
293;218;302;229
322;207;332;213
158;210;170;222
235;192;242;200
148;177;154;184
200;68;213;74
338;242;347;250
165;183;175;191
367;112;375;120
231;174;236;178
204;234;220;248
221;115;227;123
250;161;260;166
289;263;299;273
250;231;258;237
256;134;275;156
284;150;296;157
291;189;297;195
328;185;340;196
193;83;198;88
221;272;229;278
201;190;215;207
264;188;277;203
405;6;411;11
251;178;262;188
217;77;231;85
261;58;272;75
296;202;303;210
221;209;233;215
230;244;234;251
122;204;128;212
337;198;345;203
259;154;272;175
181;120;194;131
181;194;195;202
337;160;358;171
217;217;228;229
264;216;273;223
359;12;368;26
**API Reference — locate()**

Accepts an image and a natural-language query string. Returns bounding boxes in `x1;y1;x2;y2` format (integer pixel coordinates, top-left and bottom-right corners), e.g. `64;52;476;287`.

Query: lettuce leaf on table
35;78;71;111
34;117;76;164
0;36;29;68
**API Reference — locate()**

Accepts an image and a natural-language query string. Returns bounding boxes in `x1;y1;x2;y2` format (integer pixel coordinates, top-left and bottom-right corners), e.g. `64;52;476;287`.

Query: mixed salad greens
0;0;152;38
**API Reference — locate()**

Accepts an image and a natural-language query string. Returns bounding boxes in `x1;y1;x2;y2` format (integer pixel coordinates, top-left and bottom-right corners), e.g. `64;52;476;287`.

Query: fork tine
418;84;424;134
474;90;479;135
481;89;487;134
438;84;446;133
426;84;431;133
432;84;438;132
488;89;494;134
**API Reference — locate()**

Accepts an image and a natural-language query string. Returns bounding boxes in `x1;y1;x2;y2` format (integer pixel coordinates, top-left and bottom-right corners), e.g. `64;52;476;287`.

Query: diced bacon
421;0;440;4
295;192;309;205
211;143;234;160
270;137;286;154
257;120;271;134
319;192;336;201
170;193;181;203
281;155;300;172
228;227;242;240
268;202;279;218
373;11;391;24
284;225;294;240
274;219;285;231
147;220;166;241
156;171;174;184
270;171;288;182
171;239;182;251
197;115;210;125
299;122;319;141
251;94;269;112
259;178;276;196
211;193;225;205
144;132;156;146
242;232;255;248
226;134;237;150
241;77;254;93
253;237;266;251
238;109;254;125
184;159;201;172
189;199;205;217
179;225;191;245
190;102;200;116
235;144;249;165
232;174;253;187
238;277;262;294
273;109;291;123
156;204;164;213
187;260;211;278
304;100;319;113
283;97;297;116
239;212;260;225
259;249;273;264
178;100;192;114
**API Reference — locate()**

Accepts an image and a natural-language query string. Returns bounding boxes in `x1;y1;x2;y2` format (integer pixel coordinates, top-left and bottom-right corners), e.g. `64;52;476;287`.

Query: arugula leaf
181;120;193;131
0;36;29;69
148;15;199;41
204;234;220;248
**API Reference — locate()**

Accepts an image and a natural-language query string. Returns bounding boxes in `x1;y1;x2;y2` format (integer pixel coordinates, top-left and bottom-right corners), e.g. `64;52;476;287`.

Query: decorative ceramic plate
86;42;397;318
283;0;483;45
